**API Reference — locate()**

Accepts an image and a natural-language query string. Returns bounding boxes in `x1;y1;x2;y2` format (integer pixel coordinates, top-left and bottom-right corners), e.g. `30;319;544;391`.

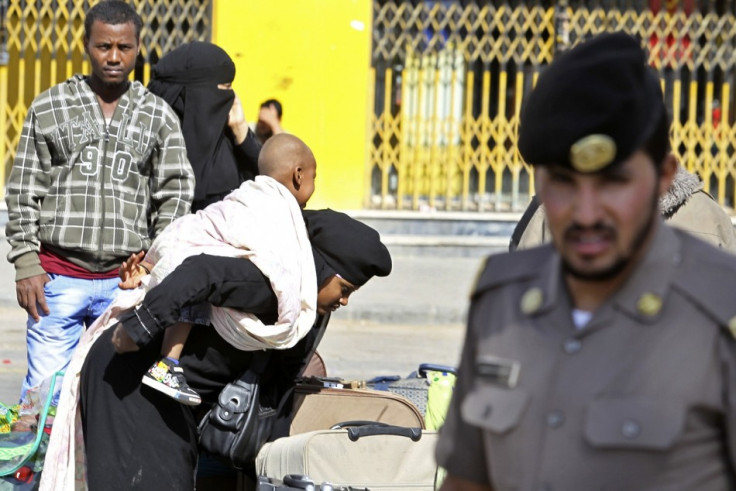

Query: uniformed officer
436;31;736;491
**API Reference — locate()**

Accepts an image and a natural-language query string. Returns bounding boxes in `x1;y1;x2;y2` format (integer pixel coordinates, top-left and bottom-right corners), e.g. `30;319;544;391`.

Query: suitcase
289;381;425;434
366;363;456;416
256;423;438;491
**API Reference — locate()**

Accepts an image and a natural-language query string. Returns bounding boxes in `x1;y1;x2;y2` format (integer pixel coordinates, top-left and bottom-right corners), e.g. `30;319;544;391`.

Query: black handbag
197;315;330;469
197;351;277;469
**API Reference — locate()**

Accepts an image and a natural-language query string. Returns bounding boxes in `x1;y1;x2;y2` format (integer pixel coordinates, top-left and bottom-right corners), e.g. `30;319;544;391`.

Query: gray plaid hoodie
5;75;194;280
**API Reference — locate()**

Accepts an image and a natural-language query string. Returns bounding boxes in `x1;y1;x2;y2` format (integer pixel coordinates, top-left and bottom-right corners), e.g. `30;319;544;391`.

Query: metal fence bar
0;0;7;195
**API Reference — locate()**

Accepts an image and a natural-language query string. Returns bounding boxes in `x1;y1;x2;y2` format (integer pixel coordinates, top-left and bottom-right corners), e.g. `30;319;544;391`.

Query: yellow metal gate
369;0;736;212
0;0;212;199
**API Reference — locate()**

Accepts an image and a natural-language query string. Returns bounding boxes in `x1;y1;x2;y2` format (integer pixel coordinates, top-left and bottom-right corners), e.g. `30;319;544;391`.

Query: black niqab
148;41;237;201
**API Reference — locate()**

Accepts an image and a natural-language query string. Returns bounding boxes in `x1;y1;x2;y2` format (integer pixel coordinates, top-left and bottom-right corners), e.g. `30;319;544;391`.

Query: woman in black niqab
148;41;261;211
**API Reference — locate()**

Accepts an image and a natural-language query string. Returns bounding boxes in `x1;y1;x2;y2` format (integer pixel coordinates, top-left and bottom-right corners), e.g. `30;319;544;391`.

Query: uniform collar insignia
636;292;662;317
612;224;678;323
520;287;544;315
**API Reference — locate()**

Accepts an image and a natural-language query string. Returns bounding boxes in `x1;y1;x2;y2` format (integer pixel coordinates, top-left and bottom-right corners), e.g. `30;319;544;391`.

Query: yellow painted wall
213;0;372;210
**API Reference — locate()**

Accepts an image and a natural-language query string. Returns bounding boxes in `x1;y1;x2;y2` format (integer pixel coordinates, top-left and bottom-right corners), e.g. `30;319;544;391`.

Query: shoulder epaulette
671;231;736;338
471;245;554;298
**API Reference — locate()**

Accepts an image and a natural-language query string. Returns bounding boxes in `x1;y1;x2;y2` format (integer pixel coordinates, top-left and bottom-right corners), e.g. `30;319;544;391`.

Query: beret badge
569;134;617;173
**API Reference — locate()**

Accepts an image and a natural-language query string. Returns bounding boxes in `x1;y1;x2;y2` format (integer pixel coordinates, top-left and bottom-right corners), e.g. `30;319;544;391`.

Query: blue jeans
22;274;119;403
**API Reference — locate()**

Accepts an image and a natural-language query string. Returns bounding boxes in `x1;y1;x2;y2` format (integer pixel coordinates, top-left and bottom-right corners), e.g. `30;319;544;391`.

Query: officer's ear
657;153;677;198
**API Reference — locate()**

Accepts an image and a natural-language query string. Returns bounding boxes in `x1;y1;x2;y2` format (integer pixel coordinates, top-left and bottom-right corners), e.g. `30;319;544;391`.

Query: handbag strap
509;194;540;252
233;350;271;384
296;313;330;378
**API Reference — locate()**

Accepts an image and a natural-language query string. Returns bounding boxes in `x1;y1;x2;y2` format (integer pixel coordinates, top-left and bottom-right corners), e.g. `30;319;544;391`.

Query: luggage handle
283;474;316;490
366;375;401;384
330;420;390;430
417;363;456;378
261;475;361;491
331;420;423;441
338;423;422;442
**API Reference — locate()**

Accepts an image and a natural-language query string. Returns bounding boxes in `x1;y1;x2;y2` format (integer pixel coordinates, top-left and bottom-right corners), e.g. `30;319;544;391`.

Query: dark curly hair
85;1;143;40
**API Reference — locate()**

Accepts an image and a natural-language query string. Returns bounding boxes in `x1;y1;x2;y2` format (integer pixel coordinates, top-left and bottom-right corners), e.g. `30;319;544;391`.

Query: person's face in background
256;103;280;141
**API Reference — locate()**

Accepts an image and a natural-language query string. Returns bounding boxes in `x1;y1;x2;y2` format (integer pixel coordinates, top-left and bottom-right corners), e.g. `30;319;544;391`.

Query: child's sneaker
142;358;201;406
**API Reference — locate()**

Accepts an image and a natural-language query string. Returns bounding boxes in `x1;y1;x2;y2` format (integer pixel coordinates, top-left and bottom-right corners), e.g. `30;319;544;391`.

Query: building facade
2;0;735;212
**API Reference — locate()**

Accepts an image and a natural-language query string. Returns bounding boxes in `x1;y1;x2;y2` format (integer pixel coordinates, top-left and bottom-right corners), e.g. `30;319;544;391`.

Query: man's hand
228;93;250;144
16;274;50;322
119;251;151;289
112;323;140;353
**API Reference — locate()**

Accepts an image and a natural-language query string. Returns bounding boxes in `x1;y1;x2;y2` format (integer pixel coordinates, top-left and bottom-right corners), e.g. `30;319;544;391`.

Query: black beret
303;209;392;287
518;31;665;172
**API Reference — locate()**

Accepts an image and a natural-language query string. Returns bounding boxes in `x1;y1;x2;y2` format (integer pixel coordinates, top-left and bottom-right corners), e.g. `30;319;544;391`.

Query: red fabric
40;247;119;279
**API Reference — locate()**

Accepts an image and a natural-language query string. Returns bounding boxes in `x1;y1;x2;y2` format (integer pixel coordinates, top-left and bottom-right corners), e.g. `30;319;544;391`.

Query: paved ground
0;307;26;403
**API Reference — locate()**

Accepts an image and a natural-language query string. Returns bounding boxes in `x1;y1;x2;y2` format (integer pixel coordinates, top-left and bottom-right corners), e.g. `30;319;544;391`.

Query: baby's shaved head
258;133;317;207
258;133;315;179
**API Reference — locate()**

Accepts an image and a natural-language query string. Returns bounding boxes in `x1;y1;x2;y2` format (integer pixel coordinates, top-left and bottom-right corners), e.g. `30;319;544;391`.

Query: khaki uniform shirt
436;223;736;490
